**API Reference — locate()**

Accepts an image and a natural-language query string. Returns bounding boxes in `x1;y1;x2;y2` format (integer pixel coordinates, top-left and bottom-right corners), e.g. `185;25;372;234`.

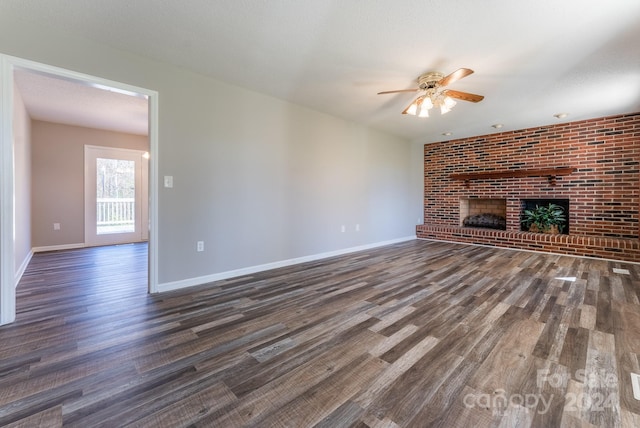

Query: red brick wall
417;112;640;262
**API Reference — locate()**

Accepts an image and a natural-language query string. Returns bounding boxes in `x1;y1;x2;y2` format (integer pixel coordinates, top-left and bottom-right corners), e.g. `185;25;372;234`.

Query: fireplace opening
520;199;570;234
460;198;506;230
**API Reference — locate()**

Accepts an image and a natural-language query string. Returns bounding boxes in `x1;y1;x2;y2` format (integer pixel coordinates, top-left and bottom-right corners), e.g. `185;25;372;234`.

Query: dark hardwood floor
1;240;640;427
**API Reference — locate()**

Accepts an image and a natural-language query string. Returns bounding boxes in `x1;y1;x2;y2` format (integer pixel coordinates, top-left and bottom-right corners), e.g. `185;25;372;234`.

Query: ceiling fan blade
443;89;484;103
438;68;474;87
377;88;419;95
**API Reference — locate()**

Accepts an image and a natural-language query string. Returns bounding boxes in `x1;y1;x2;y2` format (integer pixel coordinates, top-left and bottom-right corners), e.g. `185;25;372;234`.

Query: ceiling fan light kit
379;68;484;118
401;92;458;117
403;95;433;117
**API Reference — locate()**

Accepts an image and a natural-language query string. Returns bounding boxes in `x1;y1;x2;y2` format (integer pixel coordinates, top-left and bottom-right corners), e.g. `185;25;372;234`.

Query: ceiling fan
378;68;484;117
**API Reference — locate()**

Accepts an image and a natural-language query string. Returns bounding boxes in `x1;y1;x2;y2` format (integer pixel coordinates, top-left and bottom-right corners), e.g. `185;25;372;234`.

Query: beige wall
13;83;31;276
31;121;148;248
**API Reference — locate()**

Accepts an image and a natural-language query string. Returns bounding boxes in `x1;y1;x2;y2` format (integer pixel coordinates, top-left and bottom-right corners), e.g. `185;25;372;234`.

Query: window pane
96;158;135;235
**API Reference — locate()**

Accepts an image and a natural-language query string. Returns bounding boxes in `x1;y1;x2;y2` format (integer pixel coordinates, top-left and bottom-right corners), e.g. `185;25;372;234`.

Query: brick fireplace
416;112;640;262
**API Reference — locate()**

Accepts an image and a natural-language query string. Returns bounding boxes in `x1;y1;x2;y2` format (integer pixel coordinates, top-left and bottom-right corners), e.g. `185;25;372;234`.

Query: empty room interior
1;1;640;427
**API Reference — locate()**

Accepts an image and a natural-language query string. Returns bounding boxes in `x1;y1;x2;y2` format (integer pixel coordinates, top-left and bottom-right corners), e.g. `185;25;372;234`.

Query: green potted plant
521;203;566;234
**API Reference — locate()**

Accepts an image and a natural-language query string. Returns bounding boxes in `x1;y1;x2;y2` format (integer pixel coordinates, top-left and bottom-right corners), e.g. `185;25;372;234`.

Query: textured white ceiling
5;0;640;143
14;69;149;136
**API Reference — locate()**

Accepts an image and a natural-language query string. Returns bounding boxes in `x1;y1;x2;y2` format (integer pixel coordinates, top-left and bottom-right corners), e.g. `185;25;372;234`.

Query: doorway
0;54;159;325
85;146;149;246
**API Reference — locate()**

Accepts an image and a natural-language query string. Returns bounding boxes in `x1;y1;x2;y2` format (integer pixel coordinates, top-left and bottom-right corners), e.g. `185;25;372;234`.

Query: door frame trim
0;54;160;325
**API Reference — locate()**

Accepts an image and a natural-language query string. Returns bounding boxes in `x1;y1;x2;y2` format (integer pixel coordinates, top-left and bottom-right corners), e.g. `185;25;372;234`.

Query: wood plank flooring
1;240;640;427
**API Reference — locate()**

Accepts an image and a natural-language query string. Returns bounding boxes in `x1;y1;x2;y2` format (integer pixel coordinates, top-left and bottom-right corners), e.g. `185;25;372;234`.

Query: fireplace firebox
460;198;507;230
520;199;570;234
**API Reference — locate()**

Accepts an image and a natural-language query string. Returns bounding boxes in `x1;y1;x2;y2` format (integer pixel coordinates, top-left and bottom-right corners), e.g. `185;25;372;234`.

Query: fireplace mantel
450;167;576;187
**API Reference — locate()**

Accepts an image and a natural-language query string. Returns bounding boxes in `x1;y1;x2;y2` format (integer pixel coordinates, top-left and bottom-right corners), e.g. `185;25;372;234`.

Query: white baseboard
32;243;86;253
14;250;33;288
157;235;417;293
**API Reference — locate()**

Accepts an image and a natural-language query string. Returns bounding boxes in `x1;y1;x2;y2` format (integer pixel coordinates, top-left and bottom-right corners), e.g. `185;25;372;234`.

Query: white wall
411;141;425;225
0;16;418;288
13;82;31;282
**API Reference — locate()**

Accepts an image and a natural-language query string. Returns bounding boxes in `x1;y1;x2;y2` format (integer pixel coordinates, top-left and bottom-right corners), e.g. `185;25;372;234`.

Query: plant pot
528;224;560;234
546;224;560;234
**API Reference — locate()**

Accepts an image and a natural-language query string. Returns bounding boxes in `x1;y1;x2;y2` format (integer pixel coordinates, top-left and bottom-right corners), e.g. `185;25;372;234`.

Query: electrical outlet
355;224;360;231
196;241;204;252
53;223;61;231
341;225;346;233
164;175;174;188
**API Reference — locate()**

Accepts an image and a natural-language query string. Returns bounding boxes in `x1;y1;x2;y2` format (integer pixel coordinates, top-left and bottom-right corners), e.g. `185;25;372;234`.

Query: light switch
164;176;173;188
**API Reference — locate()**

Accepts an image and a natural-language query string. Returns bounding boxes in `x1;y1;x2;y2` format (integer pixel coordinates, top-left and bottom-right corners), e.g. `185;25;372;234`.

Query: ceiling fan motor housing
418;72;444;90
